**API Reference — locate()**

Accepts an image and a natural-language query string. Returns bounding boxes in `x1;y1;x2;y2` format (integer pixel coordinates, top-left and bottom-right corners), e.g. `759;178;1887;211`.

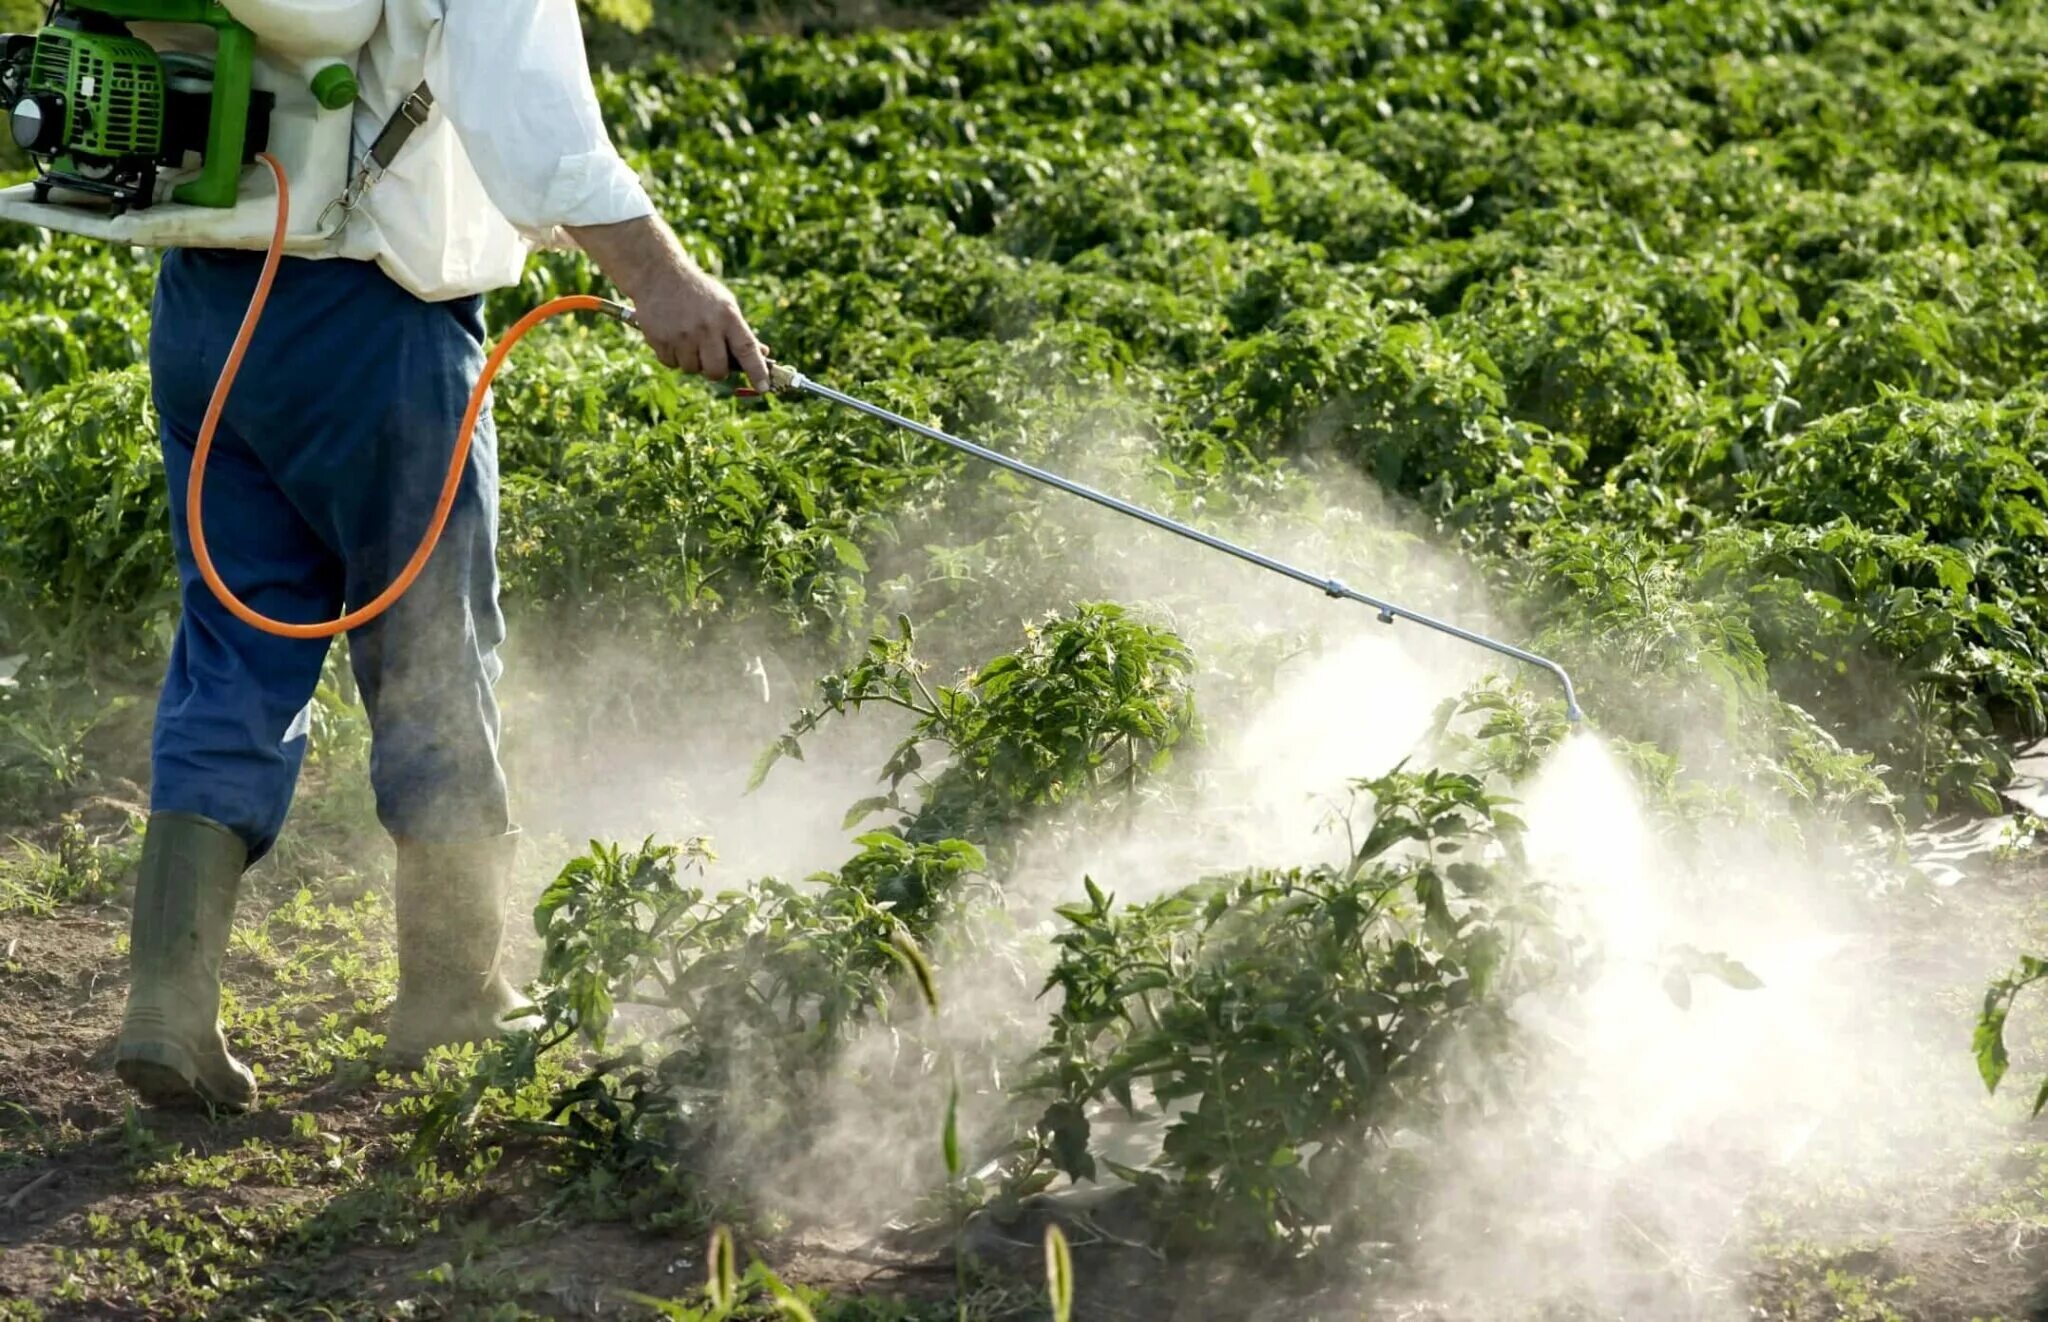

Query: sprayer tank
5;0;386;247
218;0;381;60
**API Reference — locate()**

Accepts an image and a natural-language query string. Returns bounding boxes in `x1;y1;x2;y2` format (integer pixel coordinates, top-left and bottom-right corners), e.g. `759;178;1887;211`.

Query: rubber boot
113;813;259;1112
385;832;538;1063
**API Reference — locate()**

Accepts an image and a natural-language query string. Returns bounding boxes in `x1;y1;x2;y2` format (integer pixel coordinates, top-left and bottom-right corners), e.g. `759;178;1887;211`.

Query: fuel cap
10;90;64;153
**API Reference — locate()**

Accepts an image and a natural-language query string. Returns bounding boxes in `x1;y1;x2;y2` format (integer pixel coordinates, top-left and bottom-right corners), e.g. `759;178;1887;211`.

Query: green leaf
1708;958;1764;992
826;532;870;573
579;0;653;31
841;796;892;829
1976;1006;2011;1094
1669;945;1764;992
887;926;940;1012
767;1278;818;1322
707;1225;738;1311
942;1079;962;1178
1039;1101;1094;1182
1414;869;1457;941
1045;1224;1075;1322
746;733;804;793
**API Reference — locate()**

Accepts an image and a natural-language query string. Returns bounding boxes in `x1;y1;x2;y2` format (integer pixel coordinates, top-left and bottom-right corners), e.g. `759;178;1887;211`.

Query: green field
9;1;2048;1317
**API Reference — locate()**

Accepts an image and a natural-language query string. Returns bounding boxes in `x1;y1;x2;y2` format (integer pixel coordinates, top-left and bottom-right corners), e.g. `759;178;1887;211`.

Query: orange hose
187;153;617;640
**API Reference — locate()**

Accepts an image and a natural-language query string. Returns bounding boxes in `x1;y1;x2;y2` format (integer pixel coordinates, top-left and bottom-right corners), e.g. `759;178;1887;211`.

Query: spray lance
724;363;1585;723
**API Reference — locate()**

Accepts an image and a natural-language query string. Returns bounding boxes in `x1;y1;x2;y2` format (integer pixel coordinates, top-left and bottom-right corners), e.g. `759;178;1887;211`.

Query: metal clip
317;162;379;234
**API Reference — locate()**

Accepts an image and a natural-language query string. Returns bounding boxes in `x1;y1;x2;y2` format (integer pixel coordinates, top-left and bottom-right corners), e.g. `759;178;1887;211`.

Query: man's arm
566;216;772;388
433;0;769;387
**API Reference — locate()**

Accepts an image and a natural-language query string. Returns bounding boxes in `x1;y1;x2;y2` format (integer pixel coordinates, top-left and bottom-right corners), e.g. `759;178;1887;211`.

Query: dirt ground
0;741;962;1321
0;887;966;1318
8;818;2048;1320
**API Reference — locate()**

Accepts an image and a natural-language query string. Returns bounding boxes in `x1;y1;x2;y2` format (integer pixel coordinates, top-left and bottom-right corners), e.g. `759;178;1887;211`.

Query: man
115;1;767;1111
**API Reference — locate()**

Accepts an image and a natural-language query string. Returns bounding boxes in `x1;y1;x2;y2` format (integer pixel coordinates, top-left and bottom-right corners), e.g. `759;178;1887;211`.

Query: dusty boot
385;832;537;1062
114;813;259;1112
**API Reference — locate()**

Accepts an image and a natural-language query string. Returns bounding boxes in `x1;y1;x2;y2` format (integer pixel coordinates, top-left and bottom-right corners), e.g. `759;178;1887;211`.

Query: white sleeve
429;0;656;242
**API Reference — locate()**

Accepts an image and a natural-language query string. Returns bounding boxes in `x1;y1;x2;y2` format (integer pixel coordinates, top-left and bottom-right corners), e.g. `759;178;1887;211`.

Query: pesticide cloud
490;428;1519;1231
500;617;911;889
1394;737;2009;1318
491;411;2014;1318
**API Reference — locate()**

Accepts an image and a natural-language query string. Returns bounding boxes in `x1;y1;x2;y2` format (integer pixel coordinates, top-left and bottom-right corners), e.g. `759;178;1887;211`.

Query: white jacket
340;0;655;301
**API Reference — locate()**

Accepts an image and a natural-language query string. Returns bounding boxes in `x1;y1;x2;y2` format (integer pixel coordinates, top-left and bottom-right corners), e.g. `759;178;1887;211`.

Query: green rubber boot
385;832;538;1063
114;813;259;1112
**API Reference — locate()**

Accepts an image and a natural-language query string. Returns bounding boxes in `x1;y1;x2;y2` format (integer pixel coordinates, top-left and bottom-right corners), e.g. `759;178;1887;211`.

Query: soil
8;839;2048;1319
0;911;948;1317
0;826;955;1320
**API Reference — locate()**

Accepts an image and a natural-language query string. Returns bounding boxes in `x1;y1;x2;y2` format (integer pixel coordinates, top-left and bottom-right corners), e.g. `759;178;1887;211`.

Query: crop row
6;0;2048;818
8;0;2048;1290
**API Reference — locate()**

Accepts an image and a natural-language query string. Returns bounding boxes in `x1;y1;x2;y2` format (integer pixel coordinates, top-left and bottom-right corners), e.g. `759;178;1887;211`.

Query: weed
0;813;138;917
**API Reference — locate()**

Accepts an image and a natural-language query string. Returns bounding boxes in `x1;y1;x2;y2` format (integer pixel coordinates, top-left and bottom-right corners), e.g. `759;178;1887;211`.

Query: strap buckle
317;82;436;234
395;86;432;129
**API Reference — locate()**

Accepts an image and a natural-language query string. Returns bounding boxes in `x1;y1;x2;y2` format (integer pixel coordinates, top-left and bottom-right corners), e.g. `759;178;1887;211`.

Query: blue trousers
149;249;509;860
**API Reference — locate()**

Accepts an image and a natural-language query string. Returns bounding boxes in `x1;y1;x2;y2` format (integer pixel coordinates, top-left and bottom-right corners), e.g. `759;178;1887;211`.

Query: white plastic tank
219;0;382;59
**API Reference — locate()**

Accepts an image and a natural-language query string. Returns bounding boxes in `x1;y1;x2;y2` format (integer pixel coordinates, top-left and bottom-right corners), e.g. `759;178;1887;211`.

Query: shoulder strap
366;82;436;174
318;81;436;233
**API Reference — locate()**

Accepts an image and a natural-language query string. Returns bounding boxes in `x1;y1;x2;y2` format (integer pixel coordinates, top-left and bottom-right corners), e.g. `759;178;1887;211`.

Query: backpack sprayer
0;0;637;639
0;0;374;236
0;2;1583;721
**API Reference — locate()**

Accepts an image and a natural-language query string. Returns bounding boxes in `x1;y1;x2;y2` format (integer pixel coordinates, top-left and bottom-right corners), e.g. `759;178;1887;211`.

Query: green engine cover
8;1;257;210
29;25;166;158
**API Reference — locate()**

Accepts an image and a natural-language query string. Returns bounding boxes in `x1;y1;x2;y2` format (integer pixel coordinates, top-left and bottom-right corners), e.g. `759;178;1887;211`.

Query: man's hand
565;215;771;390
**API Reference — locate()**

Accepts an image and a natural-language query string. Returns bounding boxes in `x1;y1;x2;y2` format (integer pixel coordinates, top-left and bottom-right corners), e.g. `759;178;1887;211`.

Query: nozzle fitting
736;361;805;398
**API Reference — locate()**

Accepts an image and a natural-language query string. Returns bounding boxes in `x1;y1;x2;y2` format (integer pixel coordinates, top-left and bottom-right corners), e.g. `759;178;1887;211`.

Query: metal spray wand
738;362;1585;723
